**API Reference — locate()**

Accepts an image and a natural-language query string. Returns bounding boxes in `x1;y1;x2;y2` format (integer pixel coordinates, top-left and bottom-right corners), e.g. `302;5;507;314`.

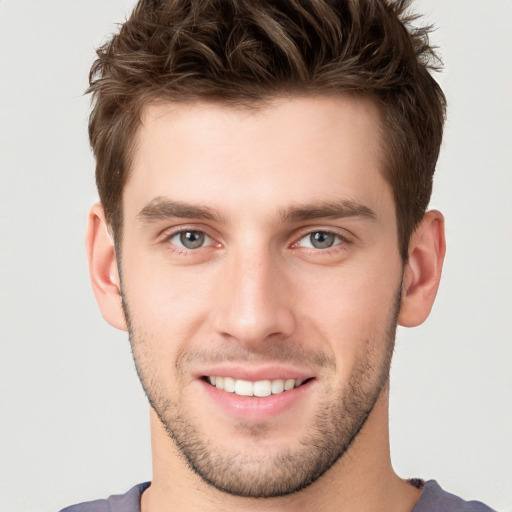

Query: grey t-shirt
59;480;495;511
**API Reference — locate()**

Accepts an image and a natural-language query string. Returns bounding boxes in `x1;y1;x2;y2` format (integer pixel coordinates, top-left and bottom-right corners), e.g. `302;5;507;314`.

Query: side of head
88;0;446;260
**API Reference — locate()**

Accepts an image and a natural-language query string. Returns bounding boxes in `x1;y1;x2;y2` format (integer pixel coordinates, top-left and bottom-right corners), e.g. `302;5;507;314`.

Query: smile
207;376;305;397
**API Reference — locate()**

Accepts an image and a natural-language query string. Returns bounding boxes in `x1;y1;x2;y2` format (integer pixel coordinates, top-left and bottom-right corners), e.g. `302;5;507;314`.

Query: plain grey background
0;1;511;511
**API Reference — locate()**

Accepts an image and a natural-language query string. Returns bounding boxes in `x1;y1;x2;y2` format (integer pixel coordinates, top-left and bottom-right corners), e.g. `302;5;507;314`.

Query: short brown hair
88;0;446;260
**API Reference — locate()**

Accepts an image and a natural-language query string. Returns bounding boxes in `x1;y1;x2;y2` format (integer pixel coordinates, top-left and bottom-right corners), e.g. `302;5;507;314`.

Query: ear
86;203;127;331
398;210;446;327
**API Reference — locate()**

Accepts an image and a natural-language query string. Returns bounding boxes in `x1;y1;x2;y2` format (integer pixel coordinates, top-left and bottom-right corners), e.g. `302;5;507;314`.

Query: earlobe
398;210;446;327
86;203;127;331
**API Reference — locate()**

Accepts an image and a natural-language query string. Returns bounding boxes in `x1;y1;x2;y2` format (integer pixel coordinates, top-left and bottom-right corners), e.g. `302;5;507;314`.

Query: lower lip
200;379;313;422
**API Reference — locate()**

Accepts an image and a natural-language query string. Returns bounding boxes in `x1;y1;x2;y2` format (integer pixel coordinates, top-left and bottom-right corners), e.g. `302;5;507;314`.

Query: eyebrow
281;200;377;223
138;197;225;223
137;197;377;225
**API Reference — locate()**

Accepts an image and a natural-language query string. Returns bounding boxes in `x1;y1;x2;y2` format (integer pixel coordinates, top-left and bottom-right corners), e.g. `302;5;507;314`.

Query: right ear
85;203;127;331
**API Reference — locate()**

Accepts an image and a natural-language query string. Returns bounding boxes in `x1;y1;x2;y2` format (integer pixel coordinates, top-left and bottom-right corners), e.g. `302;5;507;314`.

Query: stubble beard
122;291;400;499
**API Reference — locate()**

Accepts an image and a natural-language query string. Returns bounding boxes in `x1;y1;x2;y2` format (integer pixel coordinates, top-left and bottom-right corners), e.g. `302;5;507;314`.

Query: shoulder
59;482;150;512
413;480;496;512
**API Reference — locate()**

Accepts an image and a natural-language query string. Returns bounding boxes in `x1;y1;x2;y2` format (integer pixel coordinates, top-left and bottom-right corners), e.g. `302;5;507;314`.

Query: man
61;0;494;510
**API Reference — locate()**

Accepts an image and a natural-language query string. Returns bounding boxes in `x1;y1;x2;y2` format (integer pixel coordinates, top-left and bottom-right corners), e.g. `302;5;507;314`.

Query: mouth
203;376;310;397
199;371;316;421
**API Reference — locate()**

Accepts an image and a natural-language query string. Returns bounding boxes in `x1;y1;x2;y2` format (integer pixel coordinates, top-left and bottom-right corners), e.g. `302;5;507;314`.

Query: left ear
398;210;446;327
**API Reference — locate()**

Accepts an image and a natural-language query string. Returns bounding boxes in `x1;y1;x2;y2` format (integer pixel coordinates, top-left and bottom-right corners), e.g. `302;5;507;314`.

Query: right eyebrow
137;197;225;224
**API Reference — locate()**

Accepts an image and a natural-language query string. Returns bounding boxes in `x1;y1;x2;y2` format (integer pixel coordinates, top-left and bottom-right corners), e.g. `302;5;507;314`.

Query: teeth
235;379;253;396
271;379;285;394
253;380;272;397
224;376;236;393
284;378;295;391
207;376;305;397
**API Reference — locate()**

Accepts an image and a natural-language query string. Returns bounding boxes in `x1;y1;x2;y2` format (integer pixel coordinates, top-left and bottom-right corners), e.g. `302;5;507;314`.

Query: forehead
125;95;392;224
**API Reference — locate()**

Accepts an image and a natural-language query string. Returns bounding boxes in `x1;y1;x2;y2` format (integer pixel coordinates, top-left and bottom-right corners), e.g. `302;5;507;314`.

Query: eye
297;231;344;250
168;230;212;250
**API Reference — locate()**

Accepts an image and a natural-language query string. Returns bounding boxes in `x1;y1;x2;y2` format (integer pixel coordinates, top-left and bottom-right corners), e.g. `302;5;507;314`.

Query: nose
212;248;296;347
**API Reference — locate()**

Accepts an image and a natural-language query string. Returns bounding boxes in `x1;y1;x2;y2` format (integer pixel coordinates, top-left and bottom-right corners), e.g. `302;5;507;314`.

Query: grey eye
171;230;211;249
298;231;342;249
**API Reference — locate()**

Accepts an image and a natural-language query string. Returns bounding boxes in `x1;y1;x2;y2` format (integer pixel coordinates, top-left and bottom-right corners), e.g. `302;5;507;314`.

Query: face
118;96;404;497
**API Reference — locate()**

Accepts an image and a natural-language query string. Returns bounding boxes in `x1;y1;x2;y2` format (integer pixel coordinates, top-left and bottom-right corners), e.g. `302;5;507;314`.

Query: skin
87;95;445;512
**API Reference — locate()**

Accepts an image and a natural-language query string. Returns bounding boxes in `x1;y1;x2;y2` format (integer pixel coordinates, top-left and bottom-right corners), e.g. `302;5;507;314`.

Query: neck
141;388;421;512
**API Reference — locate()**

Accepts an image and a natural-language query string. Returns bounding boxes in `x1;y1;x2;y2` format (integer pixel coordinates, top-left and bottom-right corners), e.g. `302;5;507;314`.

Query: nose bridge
213;243;295;345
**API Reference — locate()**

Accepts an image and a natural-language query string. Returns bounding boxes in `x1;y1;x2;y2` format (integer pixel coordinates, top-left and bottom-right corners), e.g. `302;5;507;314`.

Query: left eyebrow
281;200;377;223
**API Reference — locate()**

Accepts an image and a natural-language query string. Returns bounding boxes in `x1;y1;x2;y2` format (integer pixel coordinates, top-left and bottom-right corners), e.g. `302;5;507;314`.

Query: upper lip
195;364;315;382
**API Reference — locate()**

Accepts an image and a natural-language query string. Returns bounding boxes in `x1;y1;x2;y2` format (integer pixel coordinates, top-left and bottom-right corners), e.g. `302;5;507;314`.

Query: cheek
120;259;216;363
295;256;402;366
